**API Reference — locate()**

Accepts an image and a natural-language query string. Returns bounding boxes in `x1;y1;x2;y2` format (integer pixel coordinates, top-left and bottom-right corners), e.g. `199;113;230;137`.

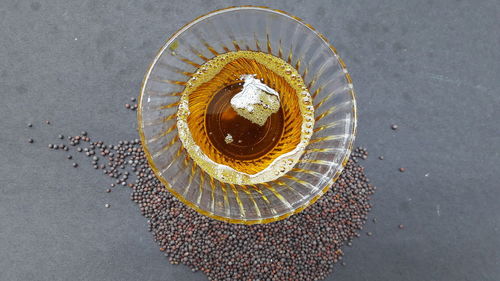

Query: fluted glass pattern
138;6;357;224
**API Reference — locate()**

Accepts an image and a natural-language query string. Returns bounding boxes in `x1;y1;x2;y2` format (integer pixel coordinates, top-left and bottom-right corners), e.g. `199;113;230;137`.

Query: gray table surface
1;0;499;280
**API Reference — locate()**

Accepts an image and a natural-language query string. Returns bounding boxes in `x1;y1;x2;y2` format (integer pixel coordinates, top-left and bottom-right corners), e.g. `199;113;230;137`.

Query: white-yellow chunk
224;134;233;144
230;75;280;126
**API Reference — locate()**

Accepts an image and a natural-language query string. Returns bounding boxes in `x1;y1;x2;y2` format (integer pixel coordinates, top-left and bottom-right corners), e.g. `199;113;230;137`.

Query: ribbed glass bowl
138;6;356;224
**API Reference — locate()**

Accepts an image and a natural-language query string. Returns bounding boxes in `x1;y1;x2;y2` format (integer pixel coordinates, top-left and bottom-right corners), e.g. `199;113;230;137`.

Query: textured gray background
1;0;499;280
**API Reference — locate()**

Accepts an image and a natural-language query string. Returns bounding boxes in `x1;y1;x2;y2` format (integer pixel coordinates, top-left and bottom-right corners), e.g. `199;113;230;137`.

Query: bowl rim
137;5;357;224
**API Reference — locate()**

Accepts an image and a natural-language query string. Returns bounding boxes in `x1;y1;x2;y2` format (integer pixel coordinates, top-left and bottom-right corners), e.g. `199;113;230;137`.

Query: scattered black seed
77;147;82;152
399;167;406;172
399;224;404;229
45;120;50;124
378;156;384;160
28;138;34;143
67;155;72;160
27;123;33;128
391;124;398;130
58;134;64;139
48;144;53;149
72;163;78;168
47;122;376;281
367;232;372;236
131;97;136;102
81;131;87;136
372;218;377;223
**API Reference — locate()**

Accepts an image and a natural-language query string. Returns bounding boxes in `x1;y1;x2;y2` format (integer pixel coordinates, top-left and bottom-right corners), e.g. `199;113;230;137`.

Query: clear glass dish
138;6;357;224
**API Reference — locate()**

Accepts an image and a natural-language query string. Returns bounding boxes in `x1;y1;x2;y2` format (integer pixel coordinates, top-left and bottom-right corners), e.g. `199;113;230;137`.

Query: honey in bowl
177;51;314;185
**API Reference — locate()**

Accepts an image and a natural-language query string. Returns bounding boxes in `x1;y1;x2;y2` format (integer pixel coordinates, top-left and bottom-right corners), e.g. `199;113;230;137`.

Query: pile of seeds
47;131;375;281
42;95;376;281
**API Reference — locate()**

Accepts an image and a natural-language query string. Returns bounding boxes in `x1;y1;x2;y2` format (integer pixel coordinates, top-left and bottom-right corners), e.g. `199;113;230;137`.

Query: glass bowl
138;6;356;224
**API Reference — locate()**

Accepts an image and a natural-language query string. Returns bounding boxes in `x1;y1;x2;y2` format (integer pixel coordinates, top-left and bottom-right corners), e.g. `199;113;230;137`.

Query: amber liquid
177;51;313;184
205;82;284;161
185;55;304;176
